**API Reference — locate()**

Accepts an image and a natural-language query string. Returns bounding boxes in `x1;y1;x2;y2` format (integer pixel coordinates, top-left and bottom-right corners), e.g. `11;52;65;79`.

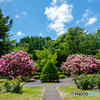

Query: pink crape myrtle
61;54;100;75
0;50;38;79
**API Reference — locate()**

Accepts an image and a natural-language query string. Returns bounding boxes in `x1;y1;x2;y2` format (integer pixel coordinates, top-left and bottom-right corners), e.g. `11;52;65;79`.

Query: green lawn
58;86;100;100
0;86;44;100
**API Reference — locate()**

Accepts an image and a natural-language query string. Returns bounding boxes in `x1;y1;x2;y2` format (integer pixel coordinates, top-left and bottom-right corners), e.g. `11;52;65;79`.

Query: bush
96;76;100;89
11;79;23;93
59;75;65;79
40;60;59;82
0;86;2;92
58;71;65;75
34;72;41;76
3;76;23;93
33;75;40;79
89;78;96;89
61;54;100;75
79;77;89;90
3;80;12;92
0;50;37;79
73;74;100;90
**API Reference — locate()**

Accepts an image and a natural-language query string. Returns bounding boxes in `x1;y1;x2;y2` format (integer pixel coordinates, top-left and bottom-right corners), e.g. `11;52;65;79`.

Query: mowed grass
0;86;44;100
58;86;100;100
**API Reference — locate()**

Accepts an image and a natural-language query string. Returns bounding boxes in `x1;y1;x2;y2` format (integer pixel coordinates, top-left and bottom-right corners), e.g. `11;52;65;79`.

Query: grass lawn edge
56;87;63;100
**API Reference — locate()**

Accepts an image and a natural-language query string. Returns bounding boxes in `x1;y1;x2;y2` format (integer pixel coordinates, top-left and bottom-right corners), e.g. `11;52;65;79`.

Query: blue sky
0;0;100;42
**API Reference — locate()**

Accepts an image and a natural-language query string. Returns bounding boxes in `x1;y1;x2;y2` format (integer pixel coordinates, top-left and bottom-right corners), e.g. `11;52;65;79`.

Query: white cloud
40;33;42;36
51;0;57;6
45;0;73;36
22;12;27;15
88;0;94;2
15;15;20;18
85;17;97;26
76;20;80;24
82;8;92;18
76;8;93;24
17;31;24;36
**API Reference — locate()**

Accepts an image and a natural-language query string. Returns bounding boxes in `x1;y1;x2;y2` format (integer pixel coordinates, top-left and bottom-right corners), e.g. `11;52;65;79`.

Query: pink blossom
0;51;37;79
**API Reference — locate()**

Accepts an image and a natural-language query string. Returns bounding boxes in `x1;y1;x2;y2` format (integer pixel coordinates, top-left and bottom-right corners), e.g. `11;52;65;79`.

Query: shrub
34;72;41;76
3;80;12;92
11;79;23;93
79;77;89;90
40;60;59;82
58;71;65;75
97;80;100;89
33;75;40;79
89;78;96;89
96;76;100;89
73;74;99;90
0;86;2;92
0;50;37;79
59;75;65;79
61;54;100;75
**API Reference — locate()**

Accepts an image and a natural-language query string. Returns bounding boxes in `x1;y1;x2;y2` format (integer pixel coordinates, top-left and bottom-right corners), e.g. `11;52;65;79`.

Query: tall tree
0;8;13;57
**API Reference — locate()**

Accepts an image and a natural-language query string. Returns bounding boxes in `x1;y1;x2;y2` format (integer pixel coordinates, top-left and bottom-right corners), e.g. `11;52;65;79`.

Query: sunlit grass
0;86;44;100
58;86;100;100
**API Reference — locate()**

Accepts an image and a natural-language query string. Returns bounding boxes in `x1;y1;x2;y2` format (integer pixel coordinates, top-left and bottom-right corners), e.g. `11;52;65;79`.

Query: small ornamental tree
0;50;37;79
61;54;100;75
40;60;59;82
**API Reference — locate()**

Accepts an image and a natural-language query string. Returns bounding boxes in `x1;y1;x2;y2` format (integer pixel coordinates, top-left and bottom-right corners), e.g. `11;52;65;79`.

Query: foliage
58;71;65;75
35;49;57;71
96;75;100;89
0;8;16;57
61;54;100;75
20;36;52;53
34;72;41;76
3;80;12;92
78;76;89;90
40;60;59;82
13;43;29;52
33;75;40;79
59;75;65;79
11;78;23;93
52;27;100;67
73;74;100;90
0;86;2;92
0;50;37;79
89;78;96;89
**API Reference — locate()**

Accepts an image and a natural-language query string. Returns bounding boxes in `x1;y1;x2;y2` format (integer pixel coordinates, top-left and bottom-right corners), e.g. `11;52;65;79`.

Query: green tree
0;8;13;57
40;60;59;82
35;48;57;71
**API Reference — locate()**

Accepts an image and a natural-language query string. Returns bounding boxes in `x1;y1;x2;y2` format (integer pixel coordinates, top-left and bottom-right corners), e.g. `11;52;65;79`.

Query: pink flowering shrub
61;54;100;75
0;51;38;79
